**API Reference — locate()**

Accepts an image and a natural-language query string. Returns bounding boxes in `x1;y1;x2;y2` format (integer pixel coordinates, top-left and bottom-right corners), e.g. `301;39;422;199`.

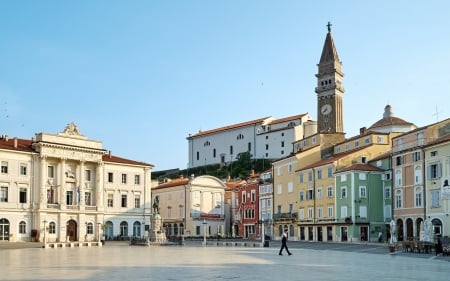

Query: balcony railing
273;212;297;221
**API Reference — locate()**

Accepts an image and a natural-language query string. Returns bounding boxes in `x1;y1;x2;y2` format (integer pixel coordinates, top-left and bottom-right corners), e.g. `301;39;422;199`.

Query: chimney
108;150;112;158
360;127;367;135
14;137;18;148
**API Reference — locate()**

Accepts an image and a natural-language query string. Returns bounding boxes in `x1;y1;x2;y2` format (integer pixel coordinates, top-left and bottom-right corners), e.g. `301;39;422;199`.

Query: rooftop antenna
432;105;440;122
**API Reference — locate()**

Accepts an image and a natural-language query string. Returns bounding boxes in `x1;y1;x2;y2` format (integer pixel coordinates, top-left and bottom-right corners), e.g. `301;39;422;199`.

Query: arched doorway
416;217;423;237
406;218;414;239
66;220;77;242
0;218;10;241
133;221;141;238
396;219;404;241
104;221;113;240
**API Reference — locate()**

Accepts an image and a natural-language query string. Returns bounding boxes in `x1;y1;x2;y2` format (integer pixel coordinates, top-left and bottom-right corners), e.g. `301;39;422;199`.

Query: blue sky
1;1;449;171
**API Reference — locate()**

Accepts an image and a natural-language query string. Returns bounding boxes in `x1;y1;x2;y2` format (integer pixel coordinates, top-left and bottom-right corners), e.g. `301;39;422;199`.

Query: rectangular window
299;173;304;183
107;194;113;207
19;188;27;203
20;164;27;176
341;187;347;198
1;161;8;174
308;207;313;219
47;165;55;178
108;172;114;183
384;187;391;199
317;187;323;199
85;170;92;182
277;184;282;194
299;190;305;201
66;191;73;205
396;156;402;166
317;207;323;218
359;186;366;198
431;190;440;208
134;175;140;185
327;167;333;178
307;189;314;200
135;194;141;208
328;206;333;218
299;208;305;219
359;206;367;218
327;186;333;197
0;186;8;202
341;206;347;218
287;182;293;193
308;171;313;182
121;194;127;207
317;169;322;180
242;192;246;203
413;151;421;162
121;174;127;184
428;163;442;179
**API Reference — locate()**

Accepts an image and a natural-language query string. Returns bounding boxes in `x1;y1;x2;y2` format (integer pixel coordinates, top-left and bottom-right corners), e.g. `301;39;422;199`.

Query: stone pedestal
149;214;166;243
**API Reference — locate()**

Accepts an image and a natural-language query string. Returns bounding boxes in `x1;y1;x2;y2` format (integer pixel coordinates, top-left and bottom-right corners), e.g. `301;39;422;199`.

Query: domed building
368;104;417;133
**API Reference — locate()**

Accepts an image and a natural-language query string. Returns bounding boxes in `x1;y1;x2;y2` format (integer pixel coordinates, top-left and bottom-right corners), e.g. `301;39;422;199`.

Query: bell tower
316;22;345;133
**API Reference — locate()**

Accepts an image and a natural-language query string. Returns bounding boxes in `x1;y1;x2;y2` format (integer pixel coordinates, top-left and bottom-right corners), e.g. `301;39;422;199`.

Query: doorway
66;220;77;241
0;218;10;241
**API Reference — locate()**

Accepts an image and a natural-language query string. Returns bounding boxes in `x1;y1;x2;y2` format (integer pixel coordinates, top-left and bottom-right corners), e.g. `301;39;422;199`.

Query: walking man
279;228;292;256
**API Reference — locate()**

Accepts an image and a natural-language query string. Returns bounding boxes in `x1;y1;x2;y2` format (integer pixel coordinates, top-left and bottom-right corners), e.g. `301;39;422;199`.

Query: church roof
368;104;415;130
319;24;340;64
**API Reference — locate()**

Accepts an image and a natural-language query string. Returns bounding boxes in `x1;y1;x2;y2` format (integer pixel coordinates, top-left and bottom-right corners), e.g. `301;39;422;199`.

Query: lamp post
202;219;207;246
43;220;47;246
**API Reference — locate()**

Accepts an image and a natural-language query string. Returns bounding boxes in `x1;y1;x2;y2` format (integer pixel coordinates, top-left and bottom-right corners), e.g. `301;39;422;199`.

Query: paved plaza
2;242;450;281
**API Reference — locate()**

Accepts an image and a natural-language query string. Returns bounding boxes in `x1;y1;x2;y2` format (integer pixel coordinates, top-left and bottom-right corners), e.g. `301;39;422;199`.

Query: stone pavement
2;241;450;281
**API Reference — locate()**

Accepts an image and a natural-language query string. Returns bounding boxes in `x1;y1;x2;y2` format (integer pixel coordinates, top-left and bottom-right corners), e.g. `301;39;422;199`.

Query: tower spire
316;23;345;134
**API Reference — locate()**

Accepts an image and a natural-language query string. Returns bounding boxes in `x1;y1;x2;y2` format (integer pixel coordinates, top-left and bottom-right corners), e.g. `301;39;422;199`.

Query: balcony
273;212;297;221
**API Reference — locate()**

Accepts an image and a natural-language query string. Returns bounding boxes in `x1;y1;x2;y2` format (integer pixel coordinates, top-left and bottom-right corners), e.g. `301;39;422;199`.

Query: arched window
104;221;113;240
49;222;56;234
120;221;128;237
133;221;141;237
87;222;94;234
19;221;26;234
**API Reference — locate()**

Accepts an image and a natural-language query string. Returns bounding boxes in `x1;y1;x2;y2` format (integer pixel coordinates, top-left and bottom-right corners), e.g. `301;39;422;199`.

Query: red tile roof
187;117;271;139
102;154;153;167
0;137;33;152
335;163;384;173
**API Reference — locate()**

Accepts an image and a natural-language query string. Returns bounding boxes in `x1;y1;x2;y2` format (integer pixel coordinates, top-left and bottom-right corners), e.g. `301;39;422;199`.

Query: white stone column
39;156;47;208
96;162;104;209
60;159;66;206
79;161;85;206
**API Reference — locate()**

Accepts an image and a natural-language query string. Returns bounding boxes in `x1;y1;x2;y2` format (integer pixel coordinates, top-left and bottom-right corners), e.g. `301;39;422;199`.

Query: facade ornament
62;122;82;136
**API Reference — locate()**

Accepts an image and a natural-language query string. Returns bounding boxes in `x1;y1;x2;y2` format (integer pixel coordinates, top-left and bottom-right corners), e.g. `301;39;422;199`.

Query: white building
151;175;226;239
0;123;153;243
187;114;316;168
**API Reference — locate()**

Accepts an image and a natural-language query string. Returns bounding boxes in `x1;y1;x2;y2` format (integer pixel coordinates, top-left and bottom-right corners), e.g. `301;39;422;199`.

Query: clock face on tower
321;104;332;115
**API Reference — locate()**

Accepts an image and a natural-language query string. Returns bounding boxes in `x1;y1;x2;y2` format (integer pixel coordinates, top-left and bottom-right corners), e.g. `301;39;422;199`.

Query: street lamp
202;219;207;246
43;220;48;246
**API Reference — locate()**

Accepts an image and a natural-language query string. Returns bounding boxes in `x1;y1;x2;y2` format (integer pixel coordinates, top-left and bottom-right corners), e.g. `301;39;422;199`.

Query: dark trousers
279;243;291;254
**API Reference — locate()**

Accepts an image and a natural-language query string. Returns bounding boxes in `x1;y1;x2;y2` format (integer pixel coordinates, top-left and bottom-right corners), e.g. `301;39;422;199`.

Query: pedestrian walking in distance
279;229;292;256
